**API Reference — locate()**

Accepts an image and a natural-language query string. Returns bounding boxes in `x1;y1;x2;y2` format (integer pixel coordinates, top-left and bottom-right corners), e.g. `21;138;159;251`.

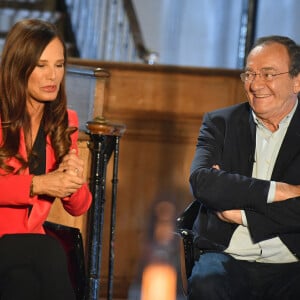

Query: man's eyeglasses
240;70;290;82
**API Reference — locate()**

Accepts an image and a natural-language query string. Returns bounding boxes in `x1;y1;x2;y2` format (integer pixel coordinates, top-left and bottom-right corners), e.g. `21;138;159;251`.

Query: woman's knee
1;267;40;299
33;235;68;269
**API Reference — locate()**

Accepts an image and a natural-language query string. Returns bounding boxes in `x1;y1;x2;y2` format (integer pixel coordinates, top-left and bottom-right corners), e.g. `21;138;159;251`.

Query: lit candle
141;262;177;300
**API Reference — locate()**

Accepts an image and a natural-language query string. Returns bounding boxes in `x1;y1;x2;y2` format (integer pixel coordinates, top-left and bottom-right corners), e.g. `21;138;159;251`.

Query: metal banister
123;0;159;64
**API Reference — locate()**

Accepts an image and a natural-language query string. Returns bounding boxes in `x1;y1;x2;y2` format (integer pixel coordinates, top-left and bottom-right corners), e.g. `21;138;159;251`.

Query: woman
0;19;92;299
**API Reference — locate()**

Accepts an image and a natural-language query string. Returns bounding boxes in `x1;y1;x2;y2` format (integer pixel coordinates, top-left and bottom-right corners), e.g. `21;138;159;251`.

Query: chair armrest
174;228;195;296
176;229;195;278
43;221;86;300
175;200;200;295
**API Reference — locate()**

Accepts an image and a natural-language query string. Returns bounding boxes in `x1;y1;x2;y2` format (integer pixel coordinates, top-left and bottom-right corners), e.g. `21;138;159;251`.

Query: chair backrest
176;200;200;231
43;221;86;300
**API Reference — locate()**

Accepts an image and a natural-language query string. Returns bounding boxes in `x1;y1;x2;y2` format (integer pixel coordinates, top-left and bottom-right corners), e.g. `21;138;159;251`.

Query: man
188;36;300;300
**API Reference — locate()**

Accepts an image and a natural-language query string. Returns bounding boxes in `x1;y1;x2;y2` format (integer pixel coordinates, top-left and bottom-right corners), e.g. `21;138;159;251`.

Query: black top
28;121;46;175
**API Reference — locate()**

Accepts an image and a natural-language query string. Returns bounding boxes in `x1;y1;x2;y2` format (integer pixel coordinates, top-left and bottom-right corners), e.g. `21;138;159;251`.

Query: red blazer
0;109;92;237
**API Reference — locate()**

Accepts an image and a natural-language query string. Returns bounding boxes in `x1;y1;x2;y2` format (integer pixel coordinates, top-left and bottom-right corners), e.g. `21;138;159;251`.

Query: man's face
244;42;300;125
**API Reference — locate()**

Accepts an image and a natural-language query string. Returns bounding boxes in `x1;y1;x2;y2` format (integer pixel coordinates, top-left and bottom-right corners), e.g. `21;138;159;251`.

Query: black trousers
0;234;75;300
188;252;300;300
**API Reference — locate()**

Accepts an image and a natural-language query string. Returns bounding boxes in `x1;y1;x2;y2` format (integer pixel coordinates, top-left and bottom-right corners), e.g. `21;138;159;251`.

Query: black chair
43;221;86;300
175;200;200;296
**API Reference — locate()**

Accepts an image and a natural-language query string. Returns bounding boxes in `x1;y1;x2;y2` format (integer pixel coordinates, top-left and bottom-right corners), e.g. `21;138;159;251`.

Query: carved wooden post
85;116;126;300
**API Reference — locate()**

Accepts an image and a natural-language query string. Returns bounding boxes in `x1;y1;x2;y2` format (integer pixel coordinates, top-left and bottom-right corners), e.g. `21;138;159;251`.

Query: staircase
0;0;77;55
0;0;158;64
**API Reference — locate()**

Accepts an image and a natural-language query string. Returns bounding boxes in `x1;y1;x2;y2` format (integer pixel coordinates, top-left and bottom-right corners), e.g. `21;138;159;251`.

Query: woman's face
27;37;65;105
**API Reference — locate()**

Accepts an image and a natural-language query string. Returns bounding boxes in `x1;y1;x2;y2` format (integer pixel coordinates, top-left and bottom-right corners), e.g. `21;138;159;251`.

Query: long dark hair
0;19;76;173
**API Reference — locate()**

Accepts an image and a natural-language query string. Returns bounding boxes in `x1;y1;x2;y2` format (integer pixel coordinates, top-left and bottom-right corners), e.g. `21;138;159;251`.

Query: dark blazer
190;101;300;257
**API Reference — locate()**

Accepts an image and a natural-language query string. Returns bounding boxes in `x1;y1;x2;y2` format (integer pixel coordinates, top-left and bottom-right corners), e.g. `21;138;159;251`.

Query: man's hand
216;210;243;225
275;182;300;202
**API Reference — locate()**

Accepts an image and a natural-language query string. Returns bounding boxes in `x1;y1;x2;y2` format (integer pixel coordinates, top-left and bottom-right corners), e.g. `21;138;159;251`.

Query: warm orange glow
141;263;177;300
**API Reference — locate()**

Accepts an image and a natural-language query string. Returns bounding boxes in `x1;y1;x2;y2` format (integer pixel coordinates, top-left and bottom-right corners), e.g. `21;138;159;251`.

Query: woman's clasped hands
31;149;86;198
